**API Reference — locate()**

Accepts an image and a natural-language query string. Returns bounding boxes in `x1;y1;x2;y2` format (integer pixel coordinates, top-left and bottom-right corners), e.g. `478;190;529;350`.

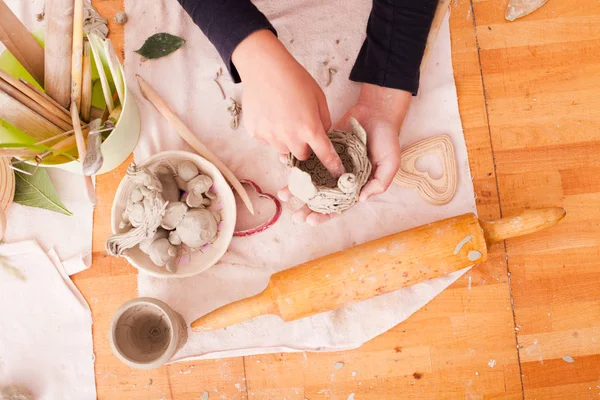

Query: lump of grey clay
161;202;188;230
287;117;371;214
155;165;179;203
139;228;169;253
176;209;218;249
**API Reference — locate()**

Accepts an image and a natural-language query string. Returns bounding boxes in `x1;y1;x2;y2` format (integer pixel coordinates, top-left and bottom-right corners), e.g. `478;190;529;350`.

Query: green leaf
135;33;186;59
13;163;72;216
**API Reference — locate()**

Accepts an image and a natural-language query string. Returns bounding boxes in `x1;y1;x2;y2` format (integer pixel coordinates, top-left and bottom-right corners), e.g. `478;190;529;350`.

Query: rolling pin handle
481;207;566;245
191;286;278;332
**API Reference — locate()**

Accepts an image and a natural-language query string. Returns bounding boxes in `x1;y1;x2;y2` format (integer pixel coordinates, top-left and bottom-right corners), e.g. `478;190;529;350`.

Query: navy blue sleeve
350;0;439;95
176;0;277;83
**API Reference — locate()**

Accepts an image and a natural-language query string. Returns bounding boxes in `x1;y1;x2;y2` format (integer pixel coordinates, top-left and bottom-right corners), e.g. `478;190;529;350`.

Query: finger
277;186;293;202
333;110;353;131
270;137;290;155
279;153;288;164
308;127;345;178
288;141;311;161
306;212;337;226
317;93;332;132
292;205;312;223
359;155;400;203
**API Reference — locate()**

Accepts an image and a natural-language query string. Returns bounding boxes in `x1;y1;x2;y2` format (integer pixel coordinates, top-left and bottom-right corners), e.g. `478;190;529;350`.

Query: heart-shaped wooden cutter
393;135;457;205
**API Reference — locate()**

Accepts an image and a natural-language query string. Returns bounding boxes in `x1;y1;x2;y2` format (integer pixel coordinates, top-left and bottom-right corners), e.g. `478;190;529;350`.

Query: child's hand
278;83;412;225
232;30;345;178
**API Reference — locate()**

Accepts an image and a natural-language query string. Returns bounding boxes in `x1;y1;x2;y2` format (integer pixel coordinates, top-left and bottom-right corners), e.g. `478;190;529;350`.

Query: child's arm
351;0;439;95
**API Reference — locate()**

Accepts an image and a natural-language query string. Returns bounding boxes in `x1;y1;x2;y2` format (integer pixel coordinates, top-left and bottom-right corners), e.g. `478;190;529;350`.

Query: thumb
359;154;400;203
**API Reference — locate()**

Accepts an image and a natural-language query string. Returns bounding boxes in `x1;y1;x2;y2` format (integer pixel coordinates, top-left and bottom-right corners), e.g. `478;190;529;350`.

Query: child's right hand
232;30;345;178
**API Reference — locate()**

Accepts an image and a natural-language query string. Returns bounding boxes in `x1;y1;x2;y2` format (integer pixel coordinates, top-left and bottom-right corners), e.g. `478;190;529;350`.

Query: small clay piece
227;98;242;130
505;0;548;21
187;174;213;194
177;161;199;182
0;386;33;400
155;165;179;203
176;209;218;249
168;230;182;245
114;11;128;24
161;202;188;230
185;191;204;208
287;117;371;214
139;228;169;253
130;187;144;203
146;238;178;267
393;135;457;205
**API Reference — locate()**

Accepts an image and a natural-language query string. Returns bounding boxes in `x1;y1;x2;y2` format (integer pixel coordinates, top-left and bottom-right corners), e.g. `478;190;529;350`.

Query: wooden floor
82;0;600;398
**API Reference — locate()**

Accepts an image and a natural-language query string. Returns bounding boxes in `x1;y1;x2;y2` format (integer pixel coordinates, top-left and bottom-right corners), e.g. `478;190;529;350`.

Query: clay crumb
394;346;402;353
347;393;355;400
562;355;574;363
201;391;209;400
146;379;153;387
115;11;128;24
352;371;357;377
335;39;340;44
413;372;422;380
468;250;482;261
325;68;337;87
488;359;496;368
36;11;45;21
333;362;345;370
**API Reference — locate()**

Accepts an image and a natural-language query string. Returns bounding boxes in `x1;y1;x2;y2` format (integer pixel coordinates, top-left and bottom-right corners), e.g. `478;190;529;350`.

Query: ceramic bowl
110;151;236;278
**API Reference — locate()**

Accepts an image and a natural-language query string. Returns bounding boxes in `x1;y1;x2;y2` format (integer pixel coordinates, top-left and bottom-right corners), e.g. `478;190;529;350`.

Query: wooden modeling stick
80;40;92;122
191;208;566;331
136;75;255;215
394;135;458;205
0;0;45;86
70;102;97;204
71;0;84;110
44;0;74;107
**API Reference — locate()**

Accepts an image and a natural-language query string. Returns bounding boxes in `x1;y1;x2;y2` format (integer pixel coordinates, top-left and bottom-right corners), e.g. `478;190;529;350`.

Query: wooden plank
44;0;74;107
0;0;44;86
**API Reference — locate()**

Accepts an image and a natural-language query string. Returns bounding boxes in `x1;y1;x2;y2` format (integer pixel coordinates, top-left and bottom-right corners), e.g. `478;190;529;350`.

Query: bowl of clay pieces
108;151;236;278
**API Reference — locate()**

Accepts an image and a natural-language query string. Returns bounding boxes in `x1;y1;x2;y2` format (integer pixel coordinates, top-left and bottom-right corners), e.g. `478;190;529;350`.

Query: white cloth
1;0;94;274
0;241;96;399
125;0;476;361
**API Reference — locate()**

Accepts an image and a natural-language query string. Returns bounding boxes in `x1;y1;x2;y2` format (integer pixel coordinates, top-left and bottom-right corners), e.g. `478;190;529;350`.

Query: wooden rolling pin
191;207;566;331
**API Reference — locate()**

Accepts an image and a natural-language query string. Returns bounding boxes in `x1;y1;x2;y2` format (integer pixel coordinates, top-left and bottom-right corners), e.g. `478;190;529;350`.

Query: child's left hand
278;83;412;225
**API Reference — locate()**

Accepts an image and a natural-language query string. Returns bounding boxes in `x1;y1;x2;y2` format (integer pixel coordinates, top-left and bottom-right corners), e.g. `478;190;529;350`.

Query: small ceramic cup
109;297;188;369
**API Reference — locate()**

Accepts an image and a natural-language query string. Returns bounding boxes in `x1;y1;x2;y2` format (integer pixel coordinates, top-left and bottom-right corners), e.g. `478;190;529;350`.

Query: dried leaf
135;33;186;59
13;163;72;215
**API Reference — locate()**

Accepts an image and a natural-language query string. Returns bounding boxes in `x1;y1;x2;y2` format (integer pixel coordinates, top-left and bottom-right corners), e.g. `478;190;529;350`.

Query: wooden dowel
0;78;71;131
81;40;92;122
70;102;97;204
44;0;73;107
136;75;255;215
0;87;63;141
71;0;84;109
0;0;45;86
19;78;71;119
